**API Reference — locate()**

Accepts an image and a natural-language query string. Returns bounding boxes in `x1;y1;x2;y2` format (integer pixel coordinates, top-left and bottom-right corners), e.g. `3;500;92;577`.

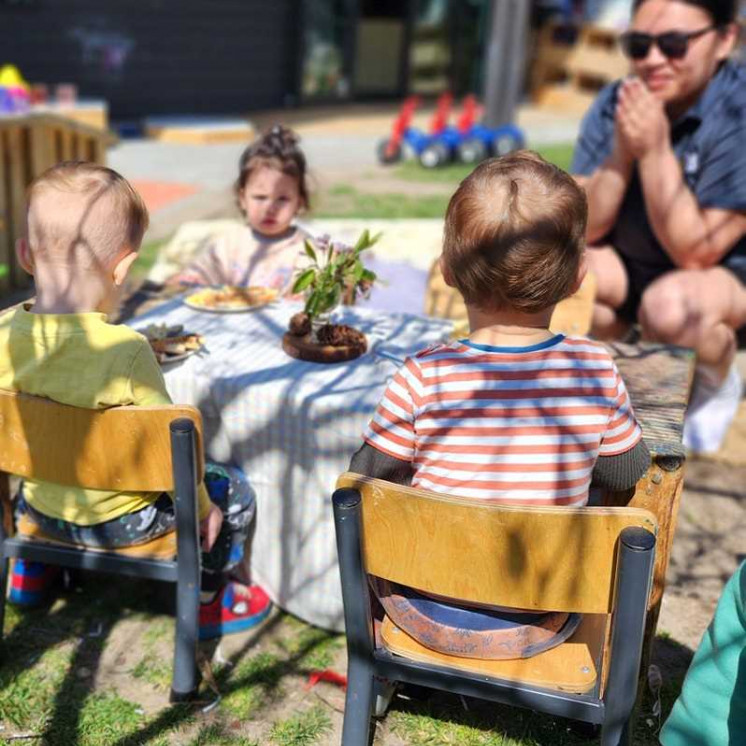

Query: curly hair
235;124;310;212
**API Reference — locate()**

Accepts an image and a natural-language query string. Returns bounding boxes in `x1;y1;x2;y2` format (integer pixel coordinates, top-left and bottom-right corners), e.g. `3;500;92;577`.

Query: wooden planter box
0;114;113;294
531;23;629;113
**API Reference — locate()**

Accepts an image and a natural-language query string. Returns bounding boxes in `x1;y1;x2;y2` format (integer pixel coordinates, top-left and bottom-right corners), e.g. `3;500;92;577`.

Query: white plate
183;287;279;313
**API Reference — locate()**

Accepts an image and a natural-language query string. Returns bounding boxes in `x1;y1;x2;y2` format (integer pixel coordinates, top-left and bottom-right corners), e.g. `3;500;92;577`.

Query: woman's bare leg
586;245;631;340
638;267;746;452
638;267;746;380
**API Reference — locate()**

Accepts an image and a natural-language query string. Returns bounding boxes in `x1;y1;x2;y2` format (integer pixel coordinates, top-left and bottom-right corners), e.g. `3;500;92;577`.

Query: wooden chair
424;258;598;337
332;473;658;746
0;390;204;701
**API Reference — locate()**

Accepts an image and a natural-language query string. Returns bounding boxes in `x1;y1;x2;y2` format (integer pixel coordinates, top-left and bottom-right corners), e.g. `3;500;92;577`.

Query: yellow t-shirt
0;305;211;525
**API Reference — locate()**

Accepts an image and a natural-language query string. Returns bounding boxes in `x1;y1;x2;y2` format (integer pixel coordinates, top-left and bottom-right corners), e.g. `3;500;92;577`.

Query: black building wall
0;0;297;120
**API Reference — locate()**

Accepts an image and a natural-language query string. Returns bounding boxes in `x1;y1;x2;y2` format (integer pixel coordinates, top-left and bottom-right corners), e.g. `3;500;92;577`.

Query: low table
604;341;695;672
129;299;453;631
129;291;695;643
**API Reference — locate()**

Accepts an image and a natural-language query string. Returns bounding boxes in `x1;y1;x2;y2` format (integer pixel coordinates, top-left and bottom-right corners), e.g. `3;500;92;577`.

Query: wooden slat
609;342;694;458
16;513;177;559
605;459;686;682
337;473;657;614
0;129;11;295
28;119;55;176
381;613;606;694
0;114;111;293
71;132;82;160
0;390;204;491
59;129;74;161
90;136;106;166
5;127;30;289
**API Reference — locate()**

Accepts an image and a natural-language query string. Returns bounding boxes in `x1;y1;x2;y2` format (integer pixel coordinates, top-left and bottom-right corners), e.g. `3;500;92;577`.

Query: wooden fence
0;114;112;295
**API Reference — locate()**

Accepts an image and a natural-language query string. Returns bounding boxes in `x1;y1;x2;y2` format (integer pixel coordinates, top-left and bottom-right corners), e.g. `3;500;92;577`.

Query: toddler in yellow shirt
0;162;271;639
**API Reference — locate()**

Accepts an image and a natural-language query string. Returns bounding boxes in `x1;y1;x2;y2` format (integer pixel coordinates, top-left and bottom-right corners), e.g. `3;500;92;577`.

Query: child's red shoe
8;560;60;607
199;581;272;640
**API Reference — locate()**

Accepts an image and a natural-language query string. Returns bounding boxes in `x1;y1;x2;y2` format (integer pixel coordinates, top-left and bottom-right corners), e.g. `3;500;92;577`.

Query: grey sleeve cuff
348;442;414;486
591;439;651;492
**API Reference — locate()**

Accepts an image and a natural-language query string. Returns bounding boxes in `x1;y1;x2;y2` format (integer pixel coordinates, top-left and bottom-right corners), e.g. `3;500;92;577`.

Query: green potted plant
284;231;380;362
291;230;379;338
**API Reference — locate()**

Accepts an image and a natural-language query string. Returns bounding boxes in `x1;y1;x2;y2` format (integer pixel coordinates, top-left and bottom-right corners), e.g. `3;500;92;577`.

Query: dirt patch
658;457;746;649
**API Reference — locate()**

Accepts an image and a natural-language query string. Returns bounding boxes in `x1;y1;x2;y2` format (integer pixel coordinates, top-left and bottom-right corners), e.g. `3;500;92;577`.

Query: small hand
616;78;670;160
200;502;223;552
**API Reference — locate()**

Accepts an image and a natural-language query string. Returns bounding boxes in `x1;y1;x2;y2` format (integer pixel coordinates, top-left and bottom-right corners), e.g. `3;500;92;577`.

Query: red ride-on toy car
376;96;421;165
377;93;455;167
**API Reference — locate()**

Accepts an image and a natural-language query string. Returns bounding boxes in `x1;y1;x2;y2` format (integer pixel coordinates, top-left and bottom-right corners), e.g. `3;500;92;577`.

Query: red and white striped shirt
364;335;642;507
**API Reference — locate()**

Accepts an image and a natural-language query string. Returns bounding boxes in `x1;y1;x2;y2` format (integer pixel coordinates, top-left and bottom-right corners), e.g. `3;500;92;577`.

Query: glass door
300;0;356;101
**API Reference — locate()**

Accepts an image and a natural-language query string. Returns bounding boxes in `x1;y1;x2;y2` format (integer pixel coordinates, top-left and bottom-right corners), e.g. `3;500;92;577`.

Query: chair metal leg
601;527;656;746
343;659;375;746
0;490;9;643
169;419;201;702
333;488;378;745
373;677;397;717
0;558;8;642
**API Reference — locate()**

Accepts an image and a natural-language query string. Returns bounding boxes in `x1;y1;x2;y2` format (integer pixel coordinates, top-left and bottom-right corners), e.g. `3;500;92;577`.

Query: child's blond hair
442;151;587;313
27;161;149;270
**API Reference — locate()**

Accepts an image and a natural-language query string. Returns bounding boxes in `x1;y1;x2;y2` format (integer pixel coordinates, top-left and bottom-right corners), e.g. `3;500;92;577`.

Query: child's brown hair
27;161;149;269
442;151;587;313
235;124;310;212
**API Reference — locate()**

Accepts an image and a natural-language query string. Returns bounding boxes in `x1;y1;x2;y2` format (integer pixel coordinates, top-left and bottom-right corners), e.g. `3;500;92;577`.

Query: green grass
218;651;284;718
313;190;452;219
132;238;169;280
394;142;575;183
0;572;685;746
311;143;575;220
269;705;332;745
188;722;258;746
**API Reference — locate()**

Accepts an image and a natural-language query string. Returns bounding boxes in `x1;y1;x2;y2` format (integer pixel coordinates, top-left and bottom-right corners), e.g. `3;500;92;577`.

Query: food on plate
143;324;204;363
186;285;279;310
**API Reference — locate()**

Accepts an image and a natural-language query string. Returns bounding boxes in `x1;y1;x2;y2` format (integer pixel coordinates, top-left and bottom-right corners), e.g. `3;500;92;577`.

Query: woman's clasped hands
615;77;671;160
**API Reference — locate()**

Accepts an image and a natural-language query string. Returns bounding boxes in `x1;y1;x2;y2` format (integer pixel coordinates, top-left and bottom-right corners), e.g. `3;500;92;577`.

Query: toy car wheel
457;138;488;164
492;132;522;157
377;138;403;165
419;142;449;168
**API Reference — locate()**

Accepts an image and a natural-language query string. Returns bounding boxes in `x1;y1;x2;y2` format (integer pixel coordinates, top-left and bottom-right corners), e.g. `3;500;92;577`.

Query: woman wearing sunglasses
572;0;746;454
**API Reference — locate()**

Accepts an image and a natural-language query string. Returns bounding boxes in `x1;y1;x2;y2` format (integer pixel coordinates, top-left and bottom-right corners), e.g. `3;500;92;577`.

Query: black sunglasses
620;26;717;60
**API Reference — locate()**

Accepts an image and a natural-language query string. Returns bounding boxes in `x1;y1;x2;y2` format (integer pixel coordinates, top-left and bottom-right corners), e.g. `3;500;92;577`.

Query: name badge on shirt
683;150;699;177
681;148;700;189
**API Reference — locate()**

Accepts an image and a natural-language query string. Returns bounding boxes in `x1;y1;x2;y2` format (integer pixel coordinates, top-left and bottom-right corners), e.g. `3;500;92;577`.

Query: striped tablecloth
130;299;453;631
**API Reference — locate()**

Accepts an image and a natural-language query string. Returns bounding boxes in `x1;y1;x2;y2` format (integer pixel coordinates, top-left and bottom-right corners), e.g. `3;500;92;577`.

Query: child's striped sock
8;560;59;606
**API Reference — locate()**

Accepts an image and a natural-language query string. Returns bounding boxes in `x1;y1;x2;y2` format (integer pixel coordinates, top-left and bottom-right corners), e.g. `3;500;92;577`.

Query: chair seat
15;513;177;560
380;612;607;695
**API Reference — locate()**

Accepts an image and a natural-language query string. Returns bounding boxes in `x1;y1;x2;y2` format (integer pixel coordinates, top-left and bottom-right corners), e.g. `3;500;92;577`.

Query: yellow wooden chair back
0;389;204;492
336;473;657;615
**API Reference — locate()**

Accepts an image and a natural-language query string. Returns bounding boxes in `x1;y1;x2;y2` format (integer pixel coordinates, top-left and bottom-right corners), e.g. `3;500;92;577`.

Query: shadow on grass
1;571;343;745
379;634;693;746
0;571;168;743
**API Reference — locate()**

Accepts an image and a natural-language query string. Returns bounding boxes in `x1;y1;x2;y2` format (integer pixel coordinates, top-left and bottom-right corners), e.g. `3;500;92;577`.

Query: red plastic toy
377;95;421;164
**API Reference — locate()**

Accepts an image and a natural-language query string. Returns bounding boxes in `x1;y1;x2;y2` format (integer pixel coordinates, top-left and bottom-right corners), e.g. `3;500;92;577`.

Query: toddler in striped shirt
350;151;650;660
